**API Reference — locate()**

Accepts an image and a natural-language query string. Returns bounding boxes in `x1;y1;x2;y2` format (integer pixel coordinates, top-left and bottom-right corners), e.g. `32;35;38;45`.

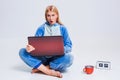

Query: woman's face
46;11;58;25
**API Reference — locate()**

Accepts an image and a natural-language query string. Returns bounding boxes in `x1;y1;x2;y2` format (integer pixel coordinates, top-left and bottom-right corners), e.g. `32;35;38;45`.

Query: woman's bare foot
31;68;41;73
49;70;63;78
37;64;63;78
31;65;50;73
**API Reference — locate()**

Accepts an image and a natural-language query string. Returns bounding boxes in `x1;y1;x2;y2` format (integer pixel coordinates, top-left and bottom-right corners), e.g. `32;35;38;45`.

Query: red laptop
28;36;64;56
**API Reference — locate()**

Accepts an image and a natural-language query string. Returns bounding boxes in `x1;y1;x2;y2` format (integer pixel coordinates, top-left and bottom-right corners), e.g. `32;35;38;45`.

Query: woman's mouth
50;21;53;23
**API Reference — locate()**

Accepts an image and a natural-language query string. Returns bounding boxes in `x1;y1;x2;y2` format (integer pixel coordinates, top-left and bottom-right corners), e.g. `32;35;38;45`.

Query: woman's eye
52;14;55;16
47;15;50;17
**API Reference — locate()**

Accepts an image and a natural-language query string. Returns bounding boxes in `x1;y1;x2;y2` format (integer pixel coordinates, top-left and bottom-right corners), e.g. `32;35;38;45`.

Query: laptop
28;36;64;56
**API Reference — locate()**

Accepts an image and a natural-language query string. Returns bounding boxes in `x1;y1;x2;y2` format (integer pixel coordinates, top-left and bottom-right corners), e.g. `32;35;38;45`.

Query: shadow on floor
11;64;31;73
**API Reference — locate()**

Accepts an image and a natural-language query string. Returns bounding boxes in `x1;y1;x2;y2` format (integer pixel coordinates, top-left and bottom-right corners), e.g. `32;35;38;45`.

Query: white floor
0;37;120;80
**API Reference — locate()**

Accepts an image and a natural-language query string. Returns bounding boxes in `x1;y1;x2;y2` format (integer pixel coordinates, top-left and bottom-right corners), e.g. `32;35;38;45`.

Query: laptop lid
28;36;64;56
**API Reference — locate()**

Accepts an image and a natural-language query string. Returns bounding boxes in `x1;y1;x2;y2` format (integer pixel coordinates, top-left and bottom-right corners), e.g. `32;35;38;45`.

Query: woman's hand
26;44;35;53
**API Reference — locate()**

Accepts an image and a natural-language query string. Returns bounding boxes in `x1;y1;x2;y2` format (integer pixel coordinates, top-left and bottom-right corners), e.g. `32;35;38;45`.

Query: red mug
83;65;94;74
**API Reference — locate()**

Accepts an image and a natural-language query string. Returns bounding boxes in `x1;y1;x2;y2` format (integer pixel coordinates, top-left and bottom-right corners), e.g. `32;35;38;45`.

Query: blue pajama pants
19;48;73;72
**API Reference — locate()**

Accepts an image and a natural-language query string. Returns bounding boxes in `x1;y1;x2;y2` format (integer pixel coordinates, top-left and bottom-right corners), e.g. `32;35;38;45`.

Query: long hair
45;5;63;25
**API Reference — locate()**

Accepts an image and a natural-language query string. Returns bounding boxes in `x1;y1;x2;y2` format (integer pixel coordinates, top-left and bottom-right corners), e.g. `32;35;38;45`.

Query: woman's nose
50;16;53;19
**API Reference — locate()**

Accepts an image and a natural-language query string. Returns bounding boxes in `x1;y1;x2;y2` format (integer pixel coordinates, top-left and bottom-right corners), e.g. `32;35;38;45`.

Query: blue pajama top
35;22;72;53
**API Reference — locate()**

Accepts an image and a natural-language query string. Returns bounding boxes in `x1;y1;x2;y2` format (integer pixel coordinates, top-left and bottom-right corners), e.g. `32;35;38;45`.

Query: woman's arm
60;26;72;53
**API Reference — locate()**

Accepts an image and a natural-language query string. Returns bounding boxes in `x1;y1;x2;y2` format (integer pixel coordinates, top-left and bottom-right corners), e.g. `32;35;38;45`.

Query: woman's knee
50;53;74;71
19;48;27;58
64;53;74;65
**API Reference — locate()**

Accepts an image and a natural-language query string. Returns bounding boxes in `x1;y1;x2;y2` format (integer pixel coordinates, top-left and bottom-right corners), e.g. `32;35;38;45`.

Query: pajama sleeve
61;26;72;53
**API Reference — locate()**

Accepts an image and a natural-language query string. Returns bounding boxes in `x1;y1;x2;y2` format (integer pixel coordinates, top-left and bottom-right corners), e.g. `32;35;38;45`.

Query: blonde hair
45;5;63;25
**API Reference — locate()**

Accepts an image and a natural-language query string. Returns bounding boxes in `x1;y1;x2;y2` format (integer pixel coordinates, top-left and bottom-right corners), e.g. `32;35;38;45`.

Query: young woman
19;5;73;78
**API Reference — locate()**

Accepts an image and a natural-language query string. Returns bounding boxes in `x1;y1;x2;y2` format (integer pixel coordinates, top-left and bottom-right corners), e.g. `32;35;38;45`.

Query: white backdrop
1;0;120;38
0;0;120;80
